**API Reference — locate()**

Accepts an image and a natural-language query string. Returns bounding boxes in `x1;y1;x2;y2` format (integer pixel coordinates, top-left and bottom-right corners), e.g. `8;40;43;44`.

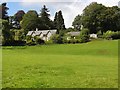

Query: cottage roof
27;31;33;36
27;30;57;36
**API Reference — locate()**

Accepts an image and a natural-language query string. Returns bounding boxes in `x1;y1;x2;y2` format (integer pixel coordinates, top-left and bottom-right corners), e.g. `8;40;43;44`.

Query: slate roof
27;30;57;36
67;31;80;36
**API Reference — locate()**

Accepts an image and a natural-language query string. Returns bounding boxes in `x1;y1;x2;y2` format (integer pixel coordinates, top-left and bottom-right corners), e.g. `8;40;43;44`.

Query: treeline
72;2;120;33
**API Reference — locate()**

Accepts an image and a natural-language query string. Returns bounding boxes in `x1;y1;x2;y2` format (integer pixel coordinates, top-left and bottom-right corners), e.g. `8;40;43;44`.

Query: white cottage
27;28;57;41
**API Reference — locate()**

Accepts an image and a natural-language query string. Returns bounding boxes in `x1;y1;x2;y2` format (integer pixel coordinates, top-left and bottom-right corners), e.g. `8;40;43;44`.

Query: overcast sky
1;0;120;28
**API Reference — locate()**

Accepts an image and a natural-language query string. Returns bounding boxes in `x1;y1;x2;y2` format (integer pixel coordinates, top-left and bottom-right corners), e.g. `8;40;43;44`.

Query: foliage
66;27;76;32
21;10;39;34
26;35;36;45
10;29;25;41
54;11;66;33
81;2;106;33
14;10;25;22
98;6;120;32
72;15;82;30
12;10;25;29
0;3;9;20
1;19;13;45
97;30;102;38
79;28;90;43
34;36;45;44
39;5;54;30
26;36;45;45
74;2;120;33
102;31;120;40
51;34;63;44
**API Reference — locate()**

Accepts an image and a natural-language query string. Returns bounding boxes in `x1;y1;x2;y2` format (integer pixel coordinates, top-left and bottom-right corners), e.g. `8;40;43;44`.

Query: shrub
79;28;90;43
111;31;120;39
26;35;36;45
51;34;63;44
97;30;103;38
3;40;26;46
35;37;44;44
102;31;120;40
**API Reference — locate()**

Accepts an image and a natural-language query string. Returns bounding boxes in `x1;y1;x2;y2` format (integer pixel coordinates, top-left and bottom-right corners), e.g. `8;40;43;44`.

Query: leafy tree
21;10;38;34
1;19;12;45
53;10;66;33
72;15;82;31
0;3;9;20
81;2;106;33
98;6;120;32
12;10;25;29
81;2;120;33
14;10;25;22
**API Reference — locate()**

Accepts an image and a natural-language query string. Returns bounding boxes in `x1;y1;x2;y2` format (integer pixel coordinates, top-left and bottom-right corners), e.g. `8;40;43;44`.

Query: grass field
2;40;118;88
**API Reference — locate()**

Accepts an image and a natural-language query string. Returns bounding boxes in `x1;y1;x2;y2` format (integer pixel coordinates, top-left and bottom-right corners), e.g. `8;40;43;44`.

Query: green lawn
2;40;118;88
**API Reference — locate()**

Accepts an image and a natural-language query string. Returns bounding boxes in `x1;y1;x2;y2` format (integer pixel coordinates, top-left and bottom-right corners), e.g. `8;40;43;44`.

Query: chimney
36;28;38;31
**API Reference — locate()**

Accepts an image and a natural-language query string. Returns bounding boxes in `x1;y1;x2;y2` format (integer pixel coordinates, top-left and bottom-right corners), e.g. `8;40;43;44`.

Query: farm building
27;28;57;41
90;34;98;39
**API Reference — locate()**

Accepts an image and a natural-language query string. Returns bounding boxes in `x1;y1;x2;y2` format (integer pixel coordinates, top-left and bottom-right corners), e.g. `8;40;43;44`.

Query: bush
3;40;26;46
97;30;103;38
79;28;90;43
26;36;45;45
111;31;120;39
26;35;36;46
45;40;53;44
102;31;120;40
51;34;63;44
35;37;44;44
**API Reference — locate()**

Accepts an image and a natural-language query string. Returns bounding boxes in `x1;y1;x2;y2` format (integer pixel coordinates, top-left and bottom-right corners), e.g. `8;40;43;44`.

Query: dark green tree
21;10;38;34
72;15;82;31
0;3;9;20
53;12;58;29
81;2;106;33
1;19;12;45
81;2;120;33
53;10;65;33
98;6;120;32
39;5;54;30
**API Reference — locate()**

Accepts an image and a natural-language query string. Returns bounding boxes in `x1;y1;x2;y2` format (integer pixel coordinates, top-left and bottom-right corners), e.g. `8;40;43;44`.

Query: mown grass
2;40;118;88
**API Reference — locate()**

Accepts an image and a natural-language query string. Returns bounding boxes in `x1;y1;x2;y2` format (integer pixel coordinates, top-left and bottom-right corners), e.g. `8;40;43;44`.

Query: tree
80;2;120;33
98;6;120;32
0;3;9;20
53;12;58;29
14;10;25;22
72;15;82;31
21;10;38;34
39;5;54;30
12;10;25;29
81;2;106;33
54;10;65;32
1;19;12;45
